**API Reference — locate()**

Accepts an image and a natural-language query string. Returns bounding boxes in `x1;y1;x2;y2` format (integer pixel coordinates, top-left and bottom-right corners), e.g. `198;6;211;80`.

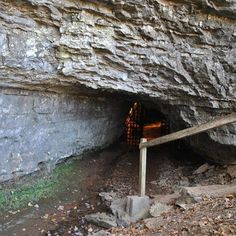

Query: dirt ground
109;195;236;236
0;142;235;236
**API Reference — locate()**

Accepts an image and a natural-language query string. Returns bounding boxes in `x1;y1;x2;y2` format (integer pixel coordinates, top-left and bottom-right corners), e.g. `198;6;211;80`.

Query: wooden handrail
140;112;236;149
138;112;236;196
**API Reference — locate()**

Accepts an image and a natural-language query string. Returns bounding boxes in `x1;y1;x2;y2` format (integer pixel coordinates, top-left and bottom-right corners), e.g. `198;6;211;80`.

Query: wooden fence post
139;138;147;196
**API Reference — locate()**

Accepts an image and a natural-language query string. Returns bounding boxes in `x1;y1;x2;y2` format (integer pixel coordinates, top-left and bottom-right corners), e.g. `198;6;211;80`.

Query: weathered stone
193;163;211;175
110;198;127;219
175;195;197;210
144;217;165;230
85;212;117;229
153;193;181;205
0;88;128;182
99;192;117;203
89;230;111;236
149;202;173;217
179;177;190;187
226;165;236;178
181;184;236;202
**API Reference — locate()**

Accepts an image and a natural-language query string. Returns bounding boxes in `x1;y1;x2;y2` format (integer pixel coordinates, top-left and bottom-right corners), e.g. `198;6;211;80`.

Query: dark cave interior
124;101;169;147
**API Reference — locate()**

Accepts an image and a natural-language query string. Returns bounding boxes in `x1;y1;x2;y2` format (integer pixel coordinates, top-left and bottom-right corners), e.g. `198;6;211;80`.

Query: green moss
0;160;77;212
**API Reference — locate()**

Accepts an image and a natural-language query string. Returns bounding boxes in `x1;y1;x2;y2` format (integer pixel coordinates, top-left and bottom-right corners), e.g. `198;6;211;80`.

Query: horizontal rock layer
0;0;236;172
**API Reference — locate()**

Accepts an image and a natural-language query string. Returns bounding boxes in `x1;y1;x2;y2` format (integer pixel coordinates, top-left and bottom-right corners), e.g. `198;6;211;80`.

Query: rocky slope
0;0;236;180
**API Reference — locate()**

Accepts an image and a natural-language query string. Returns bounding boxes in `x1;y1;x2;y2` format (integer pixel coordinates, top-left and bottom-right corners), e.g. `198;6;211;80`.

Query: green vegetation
0;160;76;212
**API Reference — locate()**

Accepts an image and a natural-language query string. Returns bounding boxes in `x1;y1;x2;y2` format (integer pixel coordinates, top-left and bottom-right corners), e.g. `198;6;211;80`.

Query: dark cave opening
121;100;206;165
124;101;169;148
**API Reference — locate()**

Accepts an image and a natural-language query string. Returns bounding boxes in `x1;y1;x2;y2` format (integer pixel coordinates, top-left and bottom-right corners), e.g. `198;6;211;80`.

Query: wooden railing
139;112;236;196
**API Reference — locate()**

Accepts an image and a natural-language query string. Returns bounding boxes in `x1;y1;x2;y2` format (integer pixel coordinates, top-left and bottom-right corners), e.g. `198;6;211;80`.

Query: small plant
0;160;77;212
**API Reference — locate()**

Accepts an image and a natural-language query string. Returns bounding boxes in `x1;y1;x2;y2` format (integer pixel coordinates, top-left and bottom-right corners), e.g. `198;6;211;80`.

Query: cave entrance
125;102;169;148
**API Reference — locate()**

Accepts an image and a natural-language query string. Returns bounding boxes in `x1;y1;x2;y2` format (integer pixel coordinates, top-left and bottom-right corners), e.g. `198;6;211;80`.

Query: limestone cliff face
0;88;127;181
0;0;236;179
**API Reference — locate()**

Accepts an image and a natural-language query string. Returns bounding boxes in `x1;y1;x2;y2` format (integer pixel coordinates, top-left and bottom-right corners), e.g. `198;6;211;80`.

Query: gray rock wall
0;88;127;182
0;0;235;169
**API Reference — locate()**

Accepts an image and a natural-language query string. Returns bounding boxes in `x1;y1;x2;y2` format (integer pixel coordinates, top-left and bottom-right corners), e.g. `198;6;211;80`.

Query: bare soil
0;142;235;236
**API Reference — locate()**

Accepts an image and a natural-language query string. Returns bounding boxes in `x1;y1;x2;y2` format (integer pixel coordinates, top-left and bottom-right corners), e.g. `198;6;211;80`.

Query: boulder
144;217;166;230
181;184;236;202
226;165;236;178
193;163;211;175
149;202;173;218
99;192;117;203
85;213;117;229
153;193;181;205
175;195;197;210
110;198;127;219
